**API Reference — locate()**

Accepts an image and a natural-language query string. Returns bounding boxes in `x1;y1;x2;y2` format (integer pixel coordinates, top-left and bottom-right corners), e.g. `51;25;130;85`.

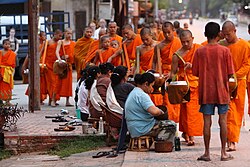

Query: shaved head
122;24;133;30
222;21;236;31
222;21;237;44
163;21;174;30
140;27;152;36
180;30;192;39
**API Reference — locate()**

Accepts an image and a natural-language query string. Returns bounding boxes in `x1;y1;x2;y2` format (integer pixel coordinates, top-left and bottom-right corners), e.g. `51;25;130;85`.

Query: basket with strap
53;41;68;79
167;52;190;104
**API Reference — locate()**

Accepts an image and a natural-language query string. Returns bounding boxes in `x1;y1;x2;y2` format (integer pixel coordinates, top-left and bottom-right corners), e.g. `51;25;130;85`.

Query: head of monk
64;28;72;40
140;27;153;46
84;27;93;39
100;35;110;49
180;30;194;50
222;21;237;44
122;24;134;40
162;21;175;42
99;28;107;39
53;29;63;41
39;31;46;42
108;21;118;35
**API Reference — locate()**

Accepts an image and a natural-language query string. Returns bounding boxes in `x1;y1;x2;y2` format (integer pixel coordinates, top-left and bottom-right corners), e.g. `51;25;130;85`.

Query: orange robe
157;31;165;41
39;42;48;101
124;34;143;66
95;47;116;65
177;44;203;137
226;39;250;143
74;36;94;79
161;37;182;123
0;50;16;100
201;40;208;46
247;40;250;115
84;40;100;65
25;42;47;101
45;42;58;99
160;37;182;74
139;47;154;72
56;41;75;99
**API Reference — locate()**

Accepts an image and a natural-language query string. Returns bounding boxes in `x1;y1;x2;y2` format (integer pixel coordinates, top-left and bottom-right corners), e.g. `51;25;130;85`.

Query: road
177;18;249;44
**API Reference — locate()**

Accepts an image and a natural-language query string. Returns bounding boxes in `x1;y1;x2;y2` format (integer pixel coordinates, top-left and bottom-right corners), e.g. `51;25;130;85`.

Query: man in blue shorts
192;22;235;161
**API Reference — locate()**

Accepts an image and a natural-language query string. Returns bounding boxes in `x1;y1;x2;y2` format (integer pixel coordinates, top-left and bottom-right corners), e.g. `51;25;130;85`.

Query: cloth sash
0;65;14;88
90;80;105;111
106;83;123;115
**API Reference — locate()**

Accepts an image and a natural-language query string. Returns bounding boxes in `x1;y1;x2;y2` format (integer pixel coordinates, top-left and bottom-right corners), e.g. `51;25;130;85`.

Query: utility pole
154;0;159;21
28;0;40;112
201;0;206;17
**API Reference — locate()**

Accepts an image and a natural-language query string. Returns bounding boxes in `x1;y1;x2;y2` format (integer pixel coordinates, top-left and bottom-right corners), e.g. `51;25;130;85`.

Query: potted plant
0;99;26;148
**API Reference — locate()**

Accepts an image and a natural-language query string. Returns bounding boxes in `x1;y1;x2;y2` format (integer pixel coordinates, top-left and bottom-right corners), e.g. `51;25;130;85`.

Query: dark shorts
199;104;229;115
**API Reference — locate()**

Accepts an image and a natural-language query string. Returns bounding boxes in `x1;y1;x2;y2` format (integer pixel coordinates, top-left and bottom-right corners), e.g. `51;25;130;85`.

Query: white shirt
77;81;89;114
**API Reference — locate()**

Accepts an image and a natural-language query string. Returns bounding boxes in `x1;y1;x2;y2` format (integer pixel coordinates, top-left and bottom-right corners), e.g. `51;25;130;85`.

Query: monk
193;21;234;162
45;29;63;107
221;21;250;151
134;27;163;106
108;24;142;69
170;30;203;146
153;21;182;123
134;27;158;74
55;28;75;106
93;35;116;65
84;28;107;66
247;23;250;118
24;31;48;104
74;27;94;80
0;39;16;103
108;21;122;48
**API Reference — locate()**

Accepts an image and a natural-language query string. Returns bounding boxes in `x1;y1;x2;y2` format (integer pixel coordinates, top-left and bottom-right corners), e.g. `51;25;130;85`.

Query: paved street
0;18;250;166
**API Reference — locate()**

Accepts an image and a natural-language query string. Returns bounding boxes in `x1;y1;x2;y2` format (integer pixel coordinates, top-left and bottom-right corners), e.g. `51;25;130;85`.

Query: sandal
221;154;234;161
54;125;75;131
92;151;110;158
187;141;195;146
197;155;211;161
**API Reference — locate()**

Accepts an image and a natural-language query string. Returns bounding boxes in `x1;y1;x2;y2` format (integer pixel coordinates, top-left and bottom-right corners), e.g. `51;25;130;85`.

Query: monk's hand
64;55;69;59
107;57;112;63
184;62;192;70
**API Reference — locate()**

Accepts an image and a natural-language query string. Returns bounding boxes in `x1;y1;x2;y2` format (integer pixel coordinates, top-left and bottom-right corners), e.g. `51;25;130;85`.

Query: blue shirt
125;87;155;138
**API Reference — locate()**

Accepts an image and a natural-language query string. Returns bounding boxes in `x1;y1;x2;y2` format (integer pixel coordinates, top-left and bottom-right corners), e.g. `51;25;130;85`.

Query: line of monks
1;19;249;152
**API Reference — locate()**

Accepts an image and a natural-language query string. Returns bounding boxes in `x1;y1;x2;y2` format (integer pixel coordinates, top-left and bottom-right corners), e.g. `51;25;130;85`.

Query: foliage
0;149;12;161
48;136;106;158
0;100;26;132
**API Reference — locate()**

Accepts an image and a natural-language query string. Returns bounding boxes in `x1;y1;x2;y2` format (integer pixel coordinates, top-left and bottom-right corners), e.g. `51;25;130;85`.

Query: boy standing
192;22;234;161
0;39;16;103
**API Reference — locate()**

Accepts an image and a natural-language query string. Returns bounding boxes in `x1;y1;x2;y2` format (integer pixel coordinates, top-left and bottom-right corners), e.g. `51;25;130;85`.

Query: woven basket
155;141;173;153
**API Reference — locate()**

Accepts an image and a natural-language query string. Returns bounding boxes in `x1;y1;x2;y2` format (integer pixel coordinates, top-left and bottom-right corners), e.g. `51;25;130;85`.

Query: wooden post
28;0;40;112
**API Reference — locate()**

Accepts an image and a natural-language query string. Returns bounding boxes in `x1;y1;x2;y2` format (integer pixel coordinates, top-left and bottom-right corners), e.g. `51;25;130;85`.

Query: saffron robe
177;44;203;137
225;39;250;143
124;34;143;66
45;42;58;99
84;40;100;66
0;50;16;100
74;36;94;79
56;40;75;99
159;37;182;122
95;47;116;65
157;31;165;41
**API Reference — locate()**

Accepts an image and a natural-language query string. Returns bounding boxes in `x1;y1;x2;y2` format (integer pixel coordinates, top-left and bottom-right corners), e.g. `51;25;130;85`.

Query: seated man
125;72;165;138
